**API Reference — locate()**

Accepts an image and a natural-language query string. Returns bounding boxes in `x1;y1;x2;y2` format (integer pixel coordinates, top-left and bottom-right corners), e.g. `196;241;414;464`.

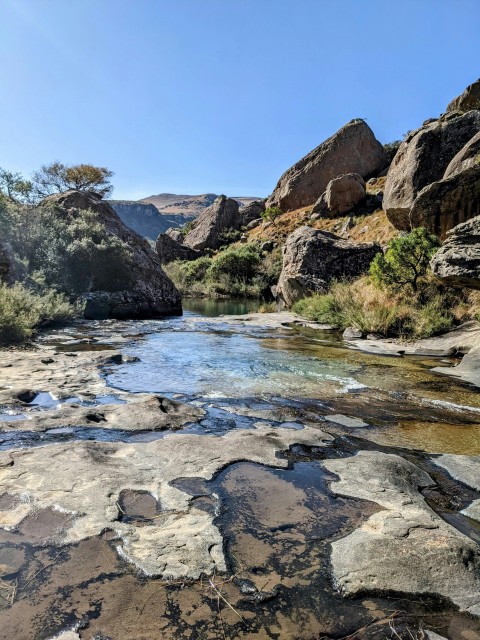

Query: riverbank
1;308;480;639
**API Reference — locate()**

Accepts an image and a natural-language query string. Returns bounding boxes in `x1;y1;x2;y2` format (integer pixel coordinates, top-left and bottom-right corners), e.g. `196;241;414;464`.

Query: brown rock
325;173;366;214
239;200;265;226
183;195;240;251
384;111;480;230
44;190;182;318
410;165;480;239
277;226;380;306
155;233;202;265
266;120;387;212
446;79;480;113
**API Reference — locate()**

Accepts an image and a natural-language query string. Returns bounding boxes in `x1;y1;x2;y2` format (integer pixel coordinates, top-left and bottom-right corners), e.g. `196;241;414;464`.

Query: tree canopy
0;162;114;203
369;227;440;292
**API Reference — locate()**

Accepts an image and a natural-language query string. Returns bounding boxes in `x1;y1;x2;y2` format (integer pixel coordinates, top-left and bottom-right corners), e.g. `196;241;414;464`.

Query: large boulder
444;131;480;178
166;227;184;243
446;78;480;113
312;173;366;216
277;226;380;306
409;165;480;239
431;215;480;289
239;200;265;226
156;233;202;265
183;195;240;251
266;120;387;212
383;111;480;230
44;190;182;319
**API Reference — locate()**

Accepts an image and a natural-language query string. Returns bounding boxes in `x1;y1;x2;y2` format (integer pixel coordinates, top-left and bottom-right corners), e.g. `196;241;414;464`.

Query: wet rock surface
1;312;480;638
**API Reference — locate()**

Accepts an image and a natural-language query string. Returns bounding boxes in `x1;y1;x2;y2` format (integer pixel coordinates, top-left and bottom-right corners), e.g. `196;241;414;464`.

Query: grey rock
277;226;380;306
245;218;263;230
165;227;184;242
433;454;480;523
155;233;202;265
183;195;240;251
446;78;480;113
44;190;182;318
261;241;275;252
342;326;363;339
384;111;480;230
444;131;480;178
324;414;368;428
266;119;387;212
324;451;480;615
409;165;480;239
431;215;480;286
432;344;480;389
240;200;265;226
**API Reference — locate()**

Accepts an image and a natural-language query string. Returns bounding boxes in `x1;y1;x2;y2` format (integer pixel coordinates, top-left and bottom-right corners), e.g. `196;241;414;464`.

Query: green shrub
5;202;133;296
292;278;456;339
0;283;76;344
370;227;440;292
261;206;282;224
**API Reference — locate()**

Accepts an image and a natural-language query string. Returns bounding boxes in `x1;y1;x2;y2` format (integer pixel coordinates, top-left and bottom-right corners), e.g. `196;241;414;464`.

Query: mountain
109;193;261;241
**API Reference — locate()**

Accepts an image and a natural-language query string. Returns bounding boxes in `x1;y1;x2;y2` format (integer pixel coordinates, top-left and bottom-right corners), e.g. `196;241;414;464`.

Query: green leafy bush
370;227;440;292
0;283;76;344
261;206;282;224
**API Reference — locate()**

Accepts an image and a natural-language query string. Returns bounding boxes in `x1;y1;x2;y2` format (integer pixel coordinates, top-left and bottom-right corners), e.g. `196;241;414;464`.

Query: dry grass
247;204;398;247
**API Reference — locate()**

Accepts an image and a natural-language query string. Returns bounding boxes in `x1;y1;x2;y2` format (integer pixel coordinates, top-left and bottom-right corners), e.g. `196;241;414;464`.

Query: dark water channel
1;299;480;639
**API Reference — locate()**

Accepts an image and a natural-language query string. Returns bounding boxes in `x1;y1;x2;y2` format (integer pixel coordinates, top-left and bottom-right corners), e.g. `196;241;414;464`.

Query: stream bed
0;300;480;639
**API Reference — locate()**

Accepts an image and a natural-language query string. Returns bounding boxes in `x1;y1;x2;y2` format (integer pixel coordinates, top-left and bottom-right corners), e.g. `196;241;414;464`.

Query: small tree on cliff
32;162;114;199
262;206;282;225
370;227;440;292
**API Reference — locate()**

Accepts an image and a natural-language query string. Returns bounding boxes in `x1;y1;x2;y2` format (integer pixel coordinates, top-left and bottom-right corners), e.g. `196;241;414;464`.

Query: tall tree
32;162;114;198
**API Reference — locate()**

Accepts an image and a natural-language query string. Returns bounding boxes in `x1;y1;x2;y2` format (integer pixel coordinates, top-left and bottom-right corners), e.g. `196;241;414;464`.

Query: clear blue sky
0;0;479;200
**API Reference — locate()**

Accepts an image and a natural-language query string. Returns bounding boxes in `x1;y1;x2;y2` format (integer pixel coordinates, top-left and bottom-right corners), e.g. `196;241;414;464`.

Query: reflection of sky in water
107;329;365;398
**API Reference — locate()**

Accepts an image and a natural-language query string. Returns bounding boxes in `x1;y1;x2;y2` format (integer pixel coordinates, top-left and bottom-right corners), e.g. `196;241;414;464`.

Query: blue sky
0;0;479;200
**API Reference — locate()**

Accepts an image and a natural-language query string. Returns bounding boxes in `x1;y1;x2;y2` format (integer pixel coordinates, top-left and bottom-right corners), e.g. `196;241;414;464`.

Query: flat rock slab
323;414;368;428
0;425;332;578
432;345;480;388
345;321;480;357
433;454;480;522
189;311;332;331
323;451;480;616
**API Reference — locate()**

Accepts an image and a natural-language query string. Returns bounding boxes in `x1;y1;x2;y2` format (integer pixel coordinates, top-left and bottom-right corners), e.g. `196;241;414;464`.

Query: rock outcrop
44;190;182;319
239;200;265;226
446;78;480;113
183;195;240;251
431;215;480;288
277;226;380;306
156;233;202;264
312;173;366;216
324;451;480;616
166;227;184;243
383;110;480;232
444;131;480;178
108;200;187;241
409;165;480;238
266;120;387;212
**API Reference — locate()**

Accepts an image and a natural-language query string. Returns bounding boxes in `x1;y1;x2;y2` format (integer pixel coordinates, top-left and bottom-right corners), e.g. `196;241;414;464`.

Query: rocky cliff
109;201;194;241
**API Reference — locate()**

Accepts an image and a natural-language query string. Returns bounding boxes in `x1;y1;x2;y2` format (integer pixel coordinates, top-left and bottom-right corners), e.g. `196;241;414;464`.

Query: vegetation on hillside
293;228;476;340
164;243;282;299
0;184;132;343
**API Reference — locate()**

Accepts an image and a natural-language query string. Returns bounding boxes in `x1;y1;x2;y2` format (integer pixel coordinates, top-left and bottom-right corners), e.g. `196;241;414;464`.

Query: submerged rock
266;119;387;212
277;226;380;306
324;451;480;615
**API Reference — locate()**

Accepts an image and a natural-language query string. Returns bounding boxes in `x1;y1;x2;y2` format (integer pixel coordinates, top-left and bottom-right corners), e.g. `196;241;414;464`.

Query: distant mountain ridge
109;193;261;241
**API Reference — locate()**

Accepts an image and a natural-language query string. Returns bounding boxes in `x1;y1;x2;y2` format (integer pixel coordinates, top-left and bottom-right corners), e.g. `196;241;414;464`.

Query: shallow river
1;300;480;639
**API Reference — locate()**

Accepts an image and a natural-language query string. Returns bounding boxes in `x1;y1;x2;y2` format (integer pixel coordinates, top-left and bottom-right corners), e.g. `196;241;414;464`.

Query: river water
1;300;480;639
